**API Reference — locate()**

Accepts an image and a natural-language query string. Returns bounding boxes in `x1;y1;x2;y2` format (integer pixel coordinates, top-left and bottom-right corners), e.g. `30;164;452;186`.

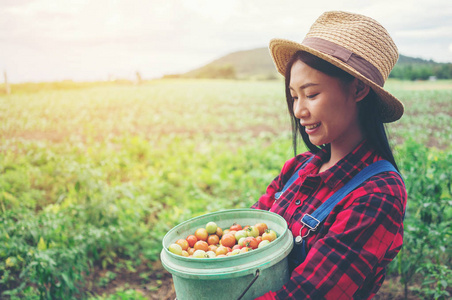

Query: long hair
284;51;399;171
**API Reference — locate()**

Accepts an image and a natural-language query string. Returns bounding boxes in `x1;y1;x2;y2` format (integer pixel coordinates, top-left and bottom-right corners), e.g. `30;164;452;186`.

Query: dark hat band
302;37;385;87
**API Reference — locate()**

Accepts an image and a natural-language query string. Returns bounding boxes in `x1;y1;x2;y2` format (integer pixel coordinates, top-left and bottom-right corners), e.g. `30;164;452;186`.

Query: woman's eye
291;96;298;101
306;93;319;99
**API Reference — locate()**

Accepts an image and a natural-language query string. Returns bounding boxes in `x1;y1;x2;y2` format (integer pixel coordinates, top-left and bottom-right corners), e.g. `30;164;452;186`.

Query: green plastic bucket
160;209;293;300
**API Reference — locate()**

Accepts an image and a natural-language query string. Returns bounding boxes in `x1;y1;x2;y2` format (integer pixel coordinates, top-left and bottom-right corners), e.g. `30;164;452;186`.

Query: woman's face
289;60;364;150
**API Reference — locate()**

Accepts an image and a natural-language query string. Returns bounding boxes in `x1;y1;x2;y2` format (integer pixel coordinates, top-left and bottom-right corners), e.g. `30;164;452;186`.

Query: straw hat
269;11;403;123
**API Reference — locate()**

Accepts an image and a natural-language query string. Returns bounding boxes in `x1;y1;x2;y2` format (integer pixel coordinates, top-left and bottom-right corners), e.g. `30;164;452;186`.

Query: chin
309;138;327;147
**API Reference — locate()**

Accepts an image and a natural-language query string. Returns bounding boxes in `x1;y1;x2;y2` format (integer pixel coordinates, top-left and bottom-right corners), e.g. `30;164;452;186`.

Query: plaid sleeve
272;178;406;300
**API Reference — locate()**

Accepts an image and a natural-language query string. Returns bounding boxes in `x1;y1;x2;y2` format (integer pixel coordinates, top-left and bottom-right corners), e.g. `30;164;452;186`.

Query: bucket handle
237;269;260;300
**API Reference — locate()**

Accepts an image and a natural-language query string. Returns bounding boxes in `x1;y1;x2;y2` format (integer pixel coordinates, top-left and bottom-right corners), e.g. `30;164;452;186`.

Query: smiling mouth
305;123;320;130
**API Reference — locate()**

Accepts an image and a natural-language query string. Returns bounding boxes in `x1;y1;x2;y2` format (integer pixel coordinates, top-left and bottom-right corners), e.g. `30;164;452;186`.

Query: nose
293;99;309;119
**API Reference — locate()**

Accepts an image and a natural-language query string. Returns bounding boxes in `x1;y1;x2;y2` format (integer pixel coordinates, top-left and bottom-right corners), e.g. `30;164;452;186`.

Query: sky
1;0;452;83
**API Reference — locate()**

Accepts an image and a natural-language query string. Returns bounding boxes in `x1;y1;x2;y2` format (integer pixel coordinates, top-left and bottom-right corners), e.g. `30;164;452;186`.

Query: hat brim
269;38;404;123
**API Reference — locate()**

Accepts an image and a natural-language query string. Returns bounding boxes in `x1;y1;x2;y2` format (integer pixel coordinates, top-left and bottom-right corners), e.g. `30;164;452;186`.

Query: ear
353;79;370;102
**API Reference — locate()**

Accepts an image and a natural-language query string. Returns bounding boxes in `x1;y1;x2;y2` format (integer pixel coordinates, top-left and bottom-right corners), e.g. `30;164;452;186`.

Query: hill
165;48;452;80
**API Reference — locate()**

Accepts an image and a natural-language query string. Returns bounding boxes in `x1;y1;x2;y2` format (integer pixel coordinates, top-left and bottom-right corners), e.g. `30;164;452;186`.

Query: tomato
223;229;230;235
254;223;268;236
228;230;237;237
193;250;206;258
206;222;218;234
243;225;250;231
258;240;270;248
255;236;263;245
176;239;189;251
168;243;182;255
232;244;242;250
240;247;249;253
262;229;277;242
187;247;196;255
246;226;259;238
208;244;218;252
230;223;242;231
235;230;248;242
216;227;223;238
216;254;227;257
216;246;228;256
220;233;236;248
206;251;216;258
195;228;208;241
181;250;189;257
227;249;241;256
243;237;258;249
194;240;209;251
186;235;198;248
207;234;220;245
238;237;247;247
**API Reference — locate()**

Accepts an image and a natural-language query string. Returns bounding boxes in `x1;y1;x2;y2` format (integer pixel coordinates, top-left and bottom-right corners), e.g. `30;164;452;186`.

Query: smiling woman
252;11;407;300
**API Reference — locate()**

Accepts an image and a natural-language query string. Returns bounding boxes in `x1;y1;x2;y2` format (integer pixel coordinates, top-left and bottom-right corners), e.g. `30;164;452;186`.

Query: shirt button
295;200;301;205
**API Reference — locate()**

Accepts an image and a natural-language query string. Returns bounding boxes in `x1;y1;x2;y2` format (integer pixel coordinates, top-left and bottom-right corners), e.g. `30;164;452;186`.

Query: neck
319;132;364;173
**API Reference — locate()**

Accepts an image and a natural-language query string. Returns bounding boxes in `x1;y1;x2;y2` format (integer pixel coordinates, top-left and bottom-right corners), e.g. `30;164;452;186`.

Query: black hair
284;51;399;171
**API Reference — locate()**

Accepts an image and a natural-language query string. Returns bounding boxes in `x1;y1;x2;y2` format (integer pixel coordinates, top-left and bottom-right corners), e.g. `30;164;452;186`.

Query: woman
253;11;407;299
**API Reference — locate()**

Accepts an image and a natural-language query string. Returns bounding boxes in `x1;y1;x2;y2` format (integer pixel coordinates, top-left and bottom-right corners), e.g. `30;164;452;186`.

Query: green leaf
37;237;47;251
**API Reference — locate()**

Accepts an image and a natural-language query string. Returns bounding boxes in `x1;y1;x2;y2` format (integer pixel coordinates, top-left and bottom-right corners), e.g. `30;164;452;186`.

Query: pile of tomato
168;221;277;258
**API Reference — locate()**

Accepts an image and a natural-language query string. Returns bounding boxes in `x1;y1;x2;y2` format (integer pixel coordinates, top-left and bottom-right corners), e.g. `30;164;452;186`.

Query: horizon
2;0;452;84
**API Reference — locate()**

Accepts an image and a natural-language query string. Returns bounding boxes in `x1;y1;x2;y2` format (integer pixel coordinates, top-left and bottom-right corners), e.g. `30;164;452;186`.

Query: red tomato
195;228;208;241
187;247;196;255
255;236;263;245
194;241;209;251
243;237;258;249
207;234;220;245
254;223;268;236
232;244;242;250
208;245;218;253
216;227;223;238
176;239;189;251
186;235;197;248
221;233;236;248
230;224;242;231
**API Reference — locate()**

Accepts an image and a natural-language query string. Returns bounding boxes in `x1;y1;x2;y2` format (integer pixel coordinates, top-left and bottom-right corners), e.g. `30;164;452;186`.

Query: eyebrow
289;83;319;91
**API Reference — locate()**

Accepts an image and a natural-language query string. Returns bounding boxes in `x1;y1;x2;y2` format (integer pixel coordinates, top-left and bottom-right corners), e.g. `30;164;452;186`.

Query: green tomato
206;251;216;258
246;226;259;237
238;237;246;246
206;222;218;234
228;249;241;256
258;240;270;248
168;243;183;255
193;250;206;258
235;230;248;242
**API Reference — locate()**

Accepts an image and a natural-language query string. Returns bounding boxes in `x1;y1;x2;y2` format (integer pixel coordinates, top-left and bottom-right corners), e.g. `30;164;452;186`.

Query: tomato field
1;79;451;299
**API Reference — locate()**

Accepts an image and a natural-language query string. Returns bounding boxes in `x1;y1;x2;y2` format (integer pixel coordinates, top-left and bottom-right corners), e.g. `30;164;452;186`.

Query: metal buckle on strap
301;213;320;231
295;214;320;244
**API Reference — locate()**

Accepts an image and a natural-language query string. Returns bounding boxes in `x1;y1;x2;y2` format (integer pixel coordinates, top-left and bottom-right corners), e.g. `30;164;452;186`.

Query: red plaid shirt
252;140;407;300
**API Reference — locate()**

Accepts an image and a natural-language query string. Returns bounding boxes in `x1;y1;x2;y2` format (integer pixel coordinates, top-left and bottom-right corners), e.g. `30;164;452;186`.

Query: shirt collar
307;140;376;190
